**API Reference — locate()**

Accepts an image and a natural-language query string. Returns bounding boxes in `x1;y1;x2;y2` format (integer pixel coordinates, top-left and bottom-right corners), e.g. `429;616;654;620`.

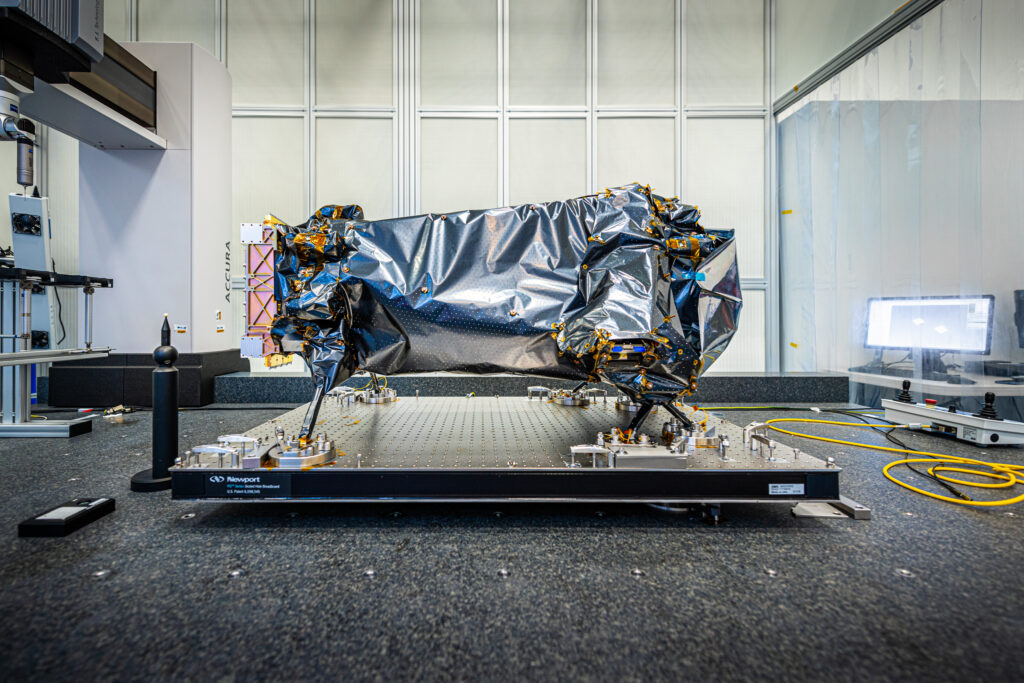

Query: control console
883;383;1024;447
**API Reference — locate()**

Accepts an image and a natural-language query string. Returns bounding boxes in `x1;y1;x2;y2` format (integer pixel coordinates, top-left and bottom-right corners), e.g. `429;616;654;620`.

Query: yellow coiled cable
763;417;1024;507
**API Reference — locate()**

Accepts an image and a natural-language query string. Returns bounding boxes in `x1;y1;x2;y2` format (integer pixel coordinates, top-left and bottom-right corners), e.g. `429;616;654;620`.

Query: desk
849;371;1024;421
847;370;1024;397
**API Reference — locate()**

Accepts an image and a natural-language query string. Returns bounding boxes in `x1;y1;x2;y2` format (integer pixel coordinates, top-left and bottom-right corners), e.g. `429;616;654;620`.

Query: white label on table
769;483;805;496
38;507;82;520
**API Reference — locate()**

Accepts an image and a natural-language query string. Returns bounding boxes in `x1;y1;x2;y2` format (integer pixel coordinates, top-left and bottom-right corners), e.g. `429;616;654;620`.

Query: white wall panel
778;0;1024;375
316;0;394;107
509;0;586;106
980;0;1024;100
104;0;130;41
509;119;586;204
84;1;770;367
420;0;497;107
919;2;963;102
232;115;304;341
685;118;765;279
685;0;764;106
597;0;675;106
980;100;1024;358
45;130;80;349
138;0;218;57
705;289;765;372
419;118;498;213
227;0;305;106
232;117;305;230
596;118;675;196
875;27;912;103
775;0;899;99
316;118;393;220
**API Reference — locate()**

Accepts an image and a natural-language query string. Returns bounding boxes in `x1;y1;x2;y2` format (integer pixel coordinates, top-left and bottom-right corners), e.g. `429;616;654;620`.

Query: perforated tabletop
235;397;828;471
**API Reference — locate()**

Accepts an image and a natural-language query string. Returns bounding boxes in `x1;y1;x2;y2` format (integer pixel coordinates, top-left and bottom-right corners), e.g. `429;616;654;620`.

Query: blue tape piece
611;345;647;353
678;272;706;281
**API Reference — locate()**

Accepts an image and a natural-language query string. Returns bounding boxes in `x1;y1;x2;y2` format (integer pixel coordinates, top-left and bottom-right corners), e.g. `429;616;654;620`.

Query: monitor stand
917;350;946;376
917;349;949;381
848;350;886;374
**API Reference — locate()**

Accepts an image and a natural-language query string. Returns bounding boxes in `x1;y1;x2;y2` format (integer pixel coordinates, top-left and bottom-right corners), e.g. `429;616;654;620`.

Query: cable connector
906;423;923;430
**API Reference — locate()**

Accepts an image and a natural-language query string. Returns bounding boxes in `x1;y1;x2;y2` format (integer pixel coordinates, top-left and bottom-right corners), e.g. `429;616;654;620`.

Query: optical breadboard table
171;397;842;504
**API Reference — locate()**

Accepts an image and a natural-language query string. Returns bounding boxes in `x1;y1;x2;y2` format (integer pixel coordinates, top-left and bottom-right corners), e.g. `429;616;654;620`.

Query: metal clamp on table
0;267;112;437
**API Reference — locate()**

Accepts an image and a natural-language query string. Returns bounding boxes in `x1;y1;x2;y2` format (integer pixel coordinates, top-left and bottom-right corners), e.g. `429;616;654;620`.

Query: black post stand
663;401;695;432
131;316;178;492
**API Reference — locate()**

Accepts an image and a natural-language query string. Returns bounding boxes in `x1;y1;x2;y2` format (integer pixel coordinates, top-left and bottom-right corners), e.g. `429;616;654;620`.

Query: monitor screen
865;296;993;354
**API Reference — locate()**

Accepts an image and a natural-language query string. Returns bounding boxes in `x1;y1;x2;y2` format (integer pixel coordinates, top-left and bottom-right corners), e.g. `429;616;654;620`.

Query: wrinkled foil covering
266;183;741;431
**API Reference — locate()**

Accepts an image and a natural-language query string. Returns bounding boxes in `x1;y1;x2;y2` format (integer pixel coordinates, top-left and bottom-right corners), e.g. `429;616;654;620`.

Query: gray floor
2;402;1023;682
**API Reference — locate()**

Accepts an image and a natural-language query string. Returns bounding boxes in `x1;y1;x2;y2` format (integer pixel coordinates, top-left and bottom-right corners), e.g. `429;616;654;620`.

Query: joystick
896;380;912;403
974;392;1001;421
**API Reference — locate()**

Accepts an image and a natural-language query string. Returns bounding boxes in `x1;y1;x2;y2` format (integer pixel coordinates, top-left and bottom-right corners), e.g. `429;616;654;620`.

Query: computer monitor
865;296;994;374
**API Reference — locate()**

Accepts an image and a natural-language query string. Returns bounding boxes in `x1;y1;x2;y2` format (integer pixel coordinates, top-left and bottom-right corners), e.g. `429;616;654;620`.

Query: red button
925;399;937;405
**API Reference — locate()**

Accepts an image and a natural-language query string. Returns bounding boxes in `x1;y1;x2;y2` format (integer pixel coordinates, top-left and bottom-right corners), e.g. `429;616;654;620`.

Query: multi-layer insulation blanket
262;183;741;430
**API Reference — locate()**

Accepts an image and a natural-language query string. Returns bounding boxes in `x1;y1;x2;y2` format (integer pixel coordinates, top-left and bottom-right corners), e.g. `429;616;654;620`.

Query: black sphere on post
131;315;178;492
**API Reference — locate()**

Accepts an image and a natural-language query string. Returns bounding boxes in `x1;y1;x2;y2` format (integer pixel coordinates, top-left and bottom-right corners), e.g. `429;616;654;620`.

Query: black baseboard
214;371;850;405
48;350;248;408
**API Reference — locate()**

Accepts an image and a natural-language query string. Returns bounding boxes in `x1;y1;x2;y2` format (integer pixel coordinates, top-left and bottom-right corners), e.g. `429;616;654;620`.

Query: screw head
631;568;646;577
228;568;245;578
363;569;376;578
896;568;914;578
764;568;778;577
497;568;510;578
180;512;196;520
92;569;112;580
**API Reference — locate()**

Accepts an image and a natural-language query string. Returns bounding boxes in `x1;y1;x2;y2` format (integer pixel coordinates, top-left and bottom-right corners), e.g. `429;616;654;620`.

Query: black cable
50;258;66;345
882;352;912;369
32;405;299;413
178;405;300;411
825;408;969;500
